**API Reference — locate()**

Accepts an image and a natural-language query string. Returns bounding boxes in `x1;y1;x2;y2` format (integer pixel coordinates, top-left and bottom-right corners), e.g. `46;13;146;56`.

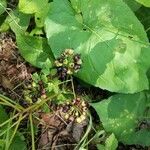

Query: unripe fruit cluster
52;97;88;123
55;49;82;80
23;80;47;106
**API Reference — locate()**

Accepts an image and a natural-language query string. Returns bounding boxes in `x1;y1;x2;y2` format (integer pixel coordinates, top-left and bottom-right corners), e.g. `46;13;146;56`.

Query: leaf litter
0;32;35;99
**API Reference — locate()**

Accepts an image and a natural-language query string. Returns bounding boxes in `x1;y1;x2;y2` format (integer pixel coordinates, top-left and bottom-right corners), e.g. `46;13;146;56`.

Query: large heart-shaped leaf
16;33;54;68
91;93;150;146
45;0;150;93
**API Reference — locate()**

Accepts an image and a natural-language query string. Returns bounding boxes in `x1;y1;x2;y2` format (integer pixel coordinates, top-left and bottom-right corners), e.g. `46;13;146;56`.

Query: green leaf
16;33;54;68
136;6;150;41
45;0;150;93
0;0;6;15
10;132;27;150
0;105;8;124
6;9;31;33
70;0;81;13
0;139;5;149
97;144;105;150
105;133;118;150
96;133;118;150
135;0;150;7
19;0;50;27
123;129;150;146
124;0;141;11
91;93;150;146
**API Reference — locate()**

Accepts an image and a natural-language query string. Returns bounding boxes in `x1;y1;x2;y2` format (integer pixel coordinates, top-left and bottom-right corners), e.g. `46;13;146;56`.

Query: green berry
68;49;74;55
69;63;74;68
32;82;37;88
55;60;62;67
63;59;68;65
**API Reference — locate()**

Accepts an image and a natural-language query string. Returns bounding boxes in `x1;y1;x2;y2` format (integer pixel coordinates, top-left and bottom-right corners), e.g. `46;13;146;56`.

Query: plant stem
0;113;19;127
0;114;27;137
23;93;58;113
0;94;24;111
75;114;92;150
29;113;35;150
6;114;23;150
71;76;76;99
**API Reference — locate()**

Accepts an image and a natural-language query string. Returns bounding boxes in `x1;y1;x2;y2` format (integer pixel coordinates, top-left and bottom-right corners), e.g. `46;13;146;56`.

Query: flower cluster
55;49;82;80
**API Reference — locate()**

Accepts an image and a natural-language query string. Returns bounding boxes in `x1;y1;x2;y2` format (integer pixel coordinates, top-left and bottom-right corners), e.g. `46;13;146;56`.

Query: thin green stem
75;114;92;150
0;94;24;111
146;26;150;32
23;94;58;113
29;114;35;150
84;130;105;147
0;114;27;137
0;113;19;127
0;98;21;112
71;76;76;99
6;114;23;150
